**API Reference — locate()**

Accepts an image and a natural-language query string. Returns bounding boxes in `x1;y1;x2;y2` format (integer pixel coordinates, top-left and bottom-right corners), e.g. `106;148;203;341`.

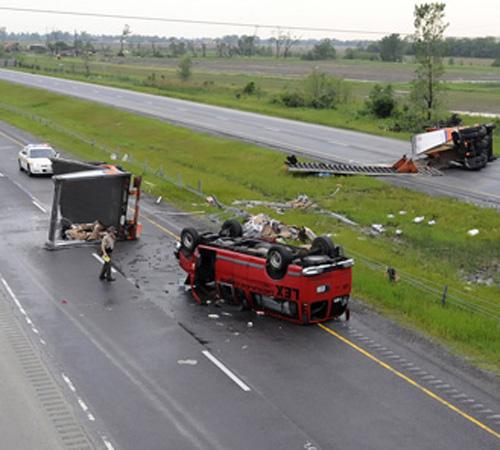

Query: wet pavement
0;122;499;449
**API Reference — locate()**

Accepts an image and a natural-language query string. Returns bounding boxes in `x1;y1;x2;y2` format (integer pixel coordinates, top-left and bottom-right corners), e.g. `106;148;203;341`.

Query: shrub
242;81;257;95
177;55;192;81
275;90;306;108
365;84;397;118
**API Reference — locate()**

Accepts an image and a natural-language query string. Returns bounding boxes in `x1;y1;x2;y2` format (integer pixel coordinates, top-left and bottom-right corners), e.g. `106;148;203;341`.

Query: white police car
18;143;58;176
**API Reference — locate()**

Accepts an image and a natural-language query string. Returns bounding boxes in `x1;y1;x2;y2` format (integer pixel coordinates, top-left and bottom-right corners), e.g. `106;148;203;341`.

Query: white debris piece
256;311;265;316
395;229;403;236
428;220;436;226
387;214;395;219
122;154;129;162
399;210;407;216
110;153;117;160
177;359;198;365
371;224;385;234
247;321;254;328
156;196;162;204
413;216;425;223
208;314;220;319
467;229;479;237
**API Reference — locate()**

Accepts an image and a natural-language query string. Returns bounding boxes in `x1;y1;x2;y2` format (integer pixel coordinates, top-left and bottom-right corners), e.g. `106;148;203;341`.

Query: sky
0;0;499;39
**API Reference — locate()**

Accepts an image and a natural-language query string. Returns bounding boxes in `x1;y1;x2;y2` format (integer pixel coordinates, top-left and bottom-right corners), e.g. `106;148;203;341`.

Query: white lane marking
328;140;349;147
92;253;117;274
77;397;90;412
202;350;251;392
32;200;47;213
264;127;280;132
2;277;25;311
61;373;77;392
1;277;42;340
102;436;115;450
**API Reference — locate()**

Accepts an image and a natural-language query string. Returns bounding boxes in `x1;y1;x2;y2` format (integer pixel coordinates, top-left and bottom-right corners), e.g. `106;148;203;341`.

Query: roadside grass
0;80;499;371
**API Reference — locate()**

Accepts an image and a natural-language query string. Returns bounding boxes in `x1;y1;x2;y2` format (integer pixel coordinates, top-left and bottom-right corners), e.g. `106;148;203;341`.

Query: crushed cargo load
46;158;142;249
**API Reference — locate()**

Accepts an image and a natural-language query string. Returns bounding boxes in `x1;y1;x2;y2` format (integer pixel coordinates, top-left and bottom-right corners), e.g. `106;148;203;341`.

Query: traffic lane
0;204;320;449
387;163;500;208
0;126;54;210
0;69;411;163
114;214;499;449
160;299;499;450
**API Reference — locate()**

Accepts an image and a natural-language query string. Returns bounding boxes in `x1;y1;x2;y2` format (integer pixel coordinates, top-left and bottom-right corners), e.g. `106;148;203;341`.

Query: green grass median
0;80;498;372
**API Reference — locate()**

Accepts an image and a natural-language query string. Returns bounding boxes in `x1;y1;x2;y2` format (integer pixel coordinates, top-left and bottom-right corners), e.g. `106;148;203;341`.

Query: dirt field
107;56;500;83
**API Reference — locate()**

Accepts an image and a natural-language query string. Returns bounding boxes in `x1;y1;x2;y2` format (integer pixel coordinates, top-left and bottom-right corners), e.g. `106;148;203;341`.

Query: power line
0;6;405;36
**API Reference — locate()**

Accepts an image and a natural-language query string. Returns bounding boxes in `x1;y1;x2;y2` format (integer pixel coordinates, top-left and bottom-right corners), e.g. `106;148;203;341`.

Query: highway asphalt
0;69;499;209
0;122;498;449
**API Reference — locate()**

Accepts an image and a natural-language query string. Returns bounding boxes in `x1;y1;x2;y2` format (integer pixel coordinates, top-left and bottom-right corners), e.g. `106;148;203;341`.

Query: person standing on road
99;227;117;282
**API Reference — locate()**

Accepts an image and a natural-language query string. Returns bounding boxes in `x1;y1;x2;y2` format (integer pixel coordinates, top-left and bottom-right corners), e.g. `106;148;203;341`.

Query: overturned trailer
46;158;141;249
285;123;496;176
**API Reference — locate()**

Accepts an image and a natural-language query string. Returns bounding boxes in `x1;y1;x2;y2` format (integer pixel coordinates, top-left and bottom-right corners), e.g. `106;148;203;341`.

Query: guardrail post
441;285;448;306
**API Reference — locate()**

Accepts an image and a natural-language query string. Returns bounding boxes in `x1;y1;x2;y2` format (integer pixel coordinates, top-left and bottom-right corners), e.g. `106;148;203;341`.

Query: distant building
28;44;48;53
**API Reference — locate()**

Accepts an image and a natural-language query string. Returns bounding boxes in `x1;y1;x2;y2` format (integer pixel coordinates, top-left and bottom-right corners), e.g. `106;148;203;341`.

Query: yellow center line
143;214;180;240
318;323;500;440
0;129;25;147
134;204;499;440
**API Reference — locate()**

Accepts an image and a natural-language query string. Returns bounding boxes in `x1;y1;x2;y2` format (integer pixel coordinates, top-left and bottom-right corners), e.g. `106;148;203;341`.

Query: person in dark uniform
99;227;117;281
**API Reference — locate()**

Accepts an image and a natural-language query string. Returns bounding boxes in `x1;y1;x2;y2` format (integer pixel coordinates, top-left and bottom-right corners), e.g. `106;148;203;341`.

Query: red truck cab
175;220;353;324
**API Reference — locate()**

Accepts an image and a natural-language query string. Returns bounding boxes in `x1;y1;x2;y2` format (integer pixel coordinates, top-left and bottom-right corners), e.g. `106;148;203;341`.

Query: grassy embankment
0;80;499;372
10;55;500;155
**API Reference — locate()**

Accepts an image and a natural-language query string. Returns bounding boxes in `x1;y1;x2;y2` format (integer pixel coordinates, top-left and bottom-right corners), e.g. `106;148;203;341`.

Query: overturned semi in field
285;123;496;176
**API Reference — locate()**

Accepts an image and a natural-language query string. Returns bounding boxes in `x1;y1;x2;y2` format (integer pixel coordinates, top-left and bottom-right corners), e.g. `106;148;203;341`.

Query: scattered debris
395;229;403;236
233;194;315;211
467;229;479;237
206;195;223;209
256;311;265;316
371;224;385;234
177;359;198;366
399;210;407;216
208;314;220;319
387;267;398;283
387;214;395;219
242;213;316;242
156;196;162;204
122;154;129;162
428;220;436;226
413;216;425;223
247;321;254;328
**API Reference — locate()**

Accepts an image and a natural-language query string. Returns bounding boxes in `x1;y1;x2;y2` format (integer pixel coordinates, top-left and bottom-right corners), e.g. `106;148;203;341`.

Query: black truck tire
311;236;337;258
220;219;243;238
180;227;200;253
266;245;293;280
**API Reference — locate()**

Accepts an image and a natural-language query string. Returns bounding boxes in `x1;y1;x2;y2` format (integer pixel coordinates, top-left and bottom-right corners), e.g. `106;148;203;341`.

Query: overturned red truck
175;220;354;324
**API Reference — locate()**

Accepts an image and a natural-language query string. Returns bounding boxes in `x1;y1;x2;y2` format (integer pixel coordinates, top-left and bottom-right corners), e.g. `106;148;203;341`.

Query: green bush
274;90;306;108
365;84;397;118
242;81;257;95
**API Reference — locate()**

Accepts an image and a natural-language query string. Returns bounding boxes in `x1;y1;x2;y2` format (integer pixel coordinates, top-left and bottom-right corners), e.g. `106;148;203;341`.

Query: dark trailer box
46;160;137;248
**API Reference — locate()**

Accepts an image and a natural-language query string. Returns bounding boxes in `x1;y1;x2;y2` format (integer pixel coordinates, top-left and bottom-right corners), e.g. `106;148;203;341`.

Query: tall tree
118;24;131;56
379;34;405;62
411;3;448;120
